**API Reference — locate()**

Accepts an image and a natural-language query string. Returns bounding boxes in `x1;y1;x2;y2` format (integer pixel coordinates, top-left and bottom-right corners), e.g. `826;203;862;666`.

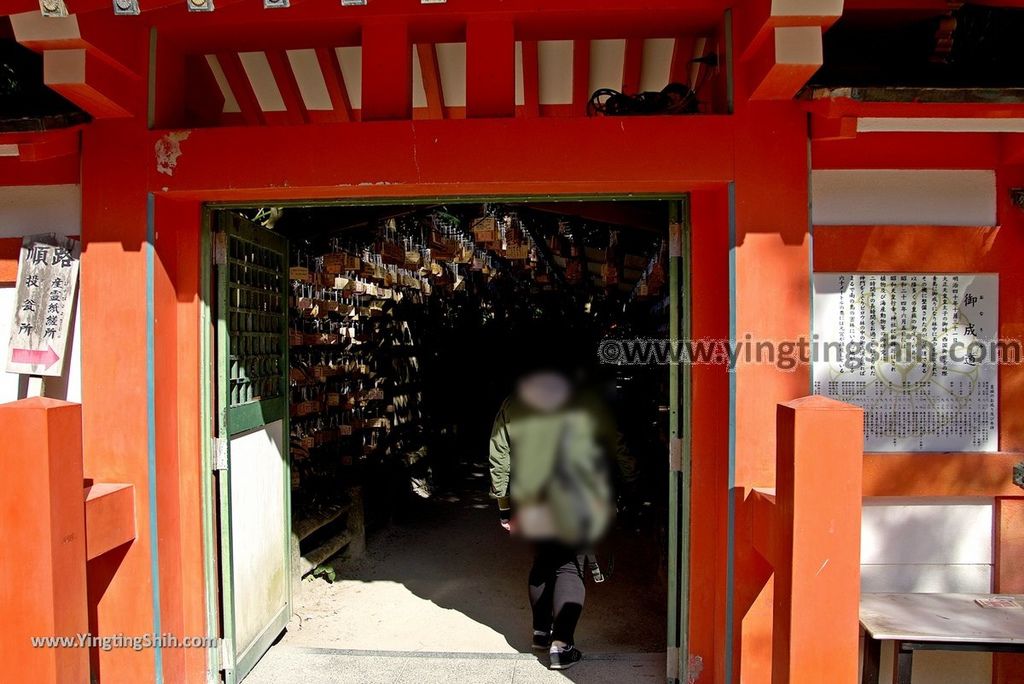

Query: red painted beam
466;19;515;118
809;114;857;141
361;21;411;121
266;50;309;125
0;155;80;186
733;0;842;62
11;11;144;79
416;44;446;120
860;454;1024;498
812;132;1003;170
0;128;81;162
84;484;136;561
215;51;265;126
314;47;353;123
743;26;823;101
146;116;735;198
149;2;725;53
43;48;140;118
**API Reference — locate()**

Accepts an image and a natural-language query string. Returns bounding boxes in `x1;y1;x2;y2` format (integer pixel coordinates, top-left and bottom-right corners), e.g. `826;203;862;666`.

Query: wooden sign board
6;234;80;377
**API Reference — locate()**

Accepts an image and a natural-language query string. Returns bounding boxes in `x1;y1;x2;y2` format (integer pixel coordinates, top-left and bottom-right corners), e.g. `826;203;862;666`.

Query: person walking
488;350;636;670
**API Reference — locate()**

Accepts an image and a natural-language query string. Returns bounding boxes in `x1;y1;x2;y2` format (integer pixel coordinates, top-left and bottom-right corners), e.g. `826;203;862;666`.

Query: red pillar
689;188;732;679
773;396;863;684
0;398;89;684
80;119;156;683
731;98;812;683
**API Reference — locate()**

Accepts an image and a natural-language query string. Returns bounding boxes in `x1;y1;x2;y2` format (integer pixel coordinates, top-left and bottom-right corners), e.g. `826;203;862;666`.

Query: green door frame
197;193;693;683
667;197;693;684
201;208;292;684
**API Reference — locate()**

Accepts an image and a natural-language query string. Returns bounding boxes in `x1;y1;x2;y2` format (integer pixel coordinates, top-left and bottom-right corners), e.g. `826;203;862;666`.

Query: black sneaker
549;645;582;670
532;631;551;651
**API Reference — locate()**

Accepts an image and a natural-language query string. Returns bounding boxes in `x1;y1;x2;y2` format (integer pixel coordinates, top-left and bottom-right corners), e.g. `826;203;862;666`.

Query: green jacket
488;389;637;544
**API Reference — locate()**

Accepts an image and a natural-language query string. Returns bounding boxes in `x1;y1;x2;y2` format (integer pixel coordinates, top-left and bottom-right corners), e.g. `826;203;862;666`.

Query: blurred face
516;370;572;412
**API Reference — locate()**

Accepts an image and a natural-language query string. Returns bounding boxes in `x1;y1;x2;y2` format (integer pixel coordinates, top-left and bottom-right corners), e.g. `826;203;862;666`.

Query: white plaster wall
811;169;997;226
862;497;994;684
0;184;82;403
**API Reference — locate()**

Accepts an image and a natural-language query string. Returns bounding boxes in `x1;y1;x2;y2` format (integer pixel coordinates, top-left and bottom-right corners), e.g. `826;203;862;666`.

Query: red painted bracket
84;483;136;561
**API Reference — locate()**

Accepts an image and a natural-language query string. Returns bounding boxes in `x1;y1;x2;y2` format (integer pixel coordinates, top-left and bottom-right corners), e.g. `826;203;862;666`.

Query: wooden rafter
572;39;590;116
415;44;446;120
266;50;308;125
622;38;643;94
216;52;265;125
671;35;696;86
520;40;540;117
314;46;353;123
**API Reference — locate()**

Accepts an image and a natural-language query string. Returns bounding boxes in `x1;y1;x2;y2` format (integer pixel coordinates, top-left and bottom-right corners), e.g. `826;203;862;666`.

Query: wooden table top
861;593;1024;644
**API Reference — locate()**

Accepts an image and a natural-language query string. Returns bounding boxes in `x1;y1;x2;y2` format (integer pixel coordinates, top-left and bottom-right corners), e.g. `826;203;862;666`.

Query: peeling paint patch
155;131;191;176
688;655;704;683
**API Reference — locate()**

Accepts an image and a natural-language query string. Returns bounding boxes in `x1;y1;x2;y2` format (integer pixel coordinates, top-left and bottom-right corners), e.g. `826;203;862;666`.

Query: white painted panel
0;145;19;157
514;41;524;106
858;118;1024;133
230;420;288;654
589;39;625;93
811;170;997;226
286;49;332;111
0;185;80;237
335;47;362;110
435;42;466;108
205;55;241;114
238;52;286;112
774;26;823;65
774;0;844;16
861;498;993;565
10;11;80;42
861;499;994;684
412;46;427;109
0;288;20;402
639;38;674;93
538;40;573;105
861;564;992;593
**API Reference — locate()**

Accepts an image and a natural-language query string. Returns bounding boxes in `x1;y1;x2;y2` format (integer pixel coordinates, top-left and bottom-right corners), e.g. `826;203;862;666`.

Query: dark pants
528;542;586;645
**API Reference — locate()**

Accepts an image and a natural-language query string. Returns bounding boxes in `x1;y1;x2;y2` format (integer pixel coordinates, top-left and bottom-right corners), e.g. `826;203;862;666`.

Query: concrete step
243;645;664;684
